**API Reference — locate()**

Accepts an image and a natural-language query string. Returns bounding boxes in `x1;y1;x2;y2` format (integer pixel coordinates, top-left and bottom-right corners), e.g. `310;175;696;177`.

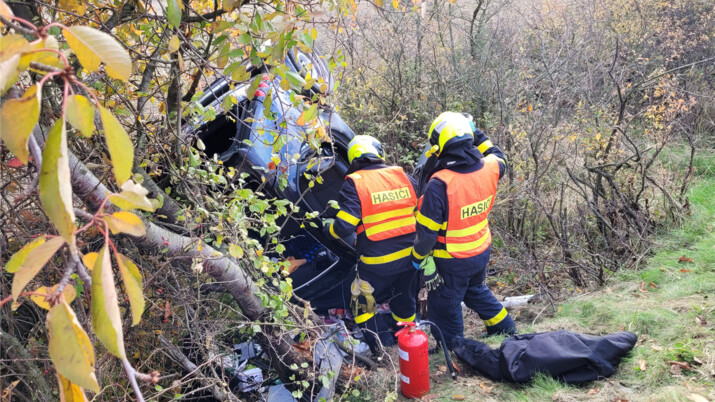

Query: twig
0;14;36;36
121;358;146;402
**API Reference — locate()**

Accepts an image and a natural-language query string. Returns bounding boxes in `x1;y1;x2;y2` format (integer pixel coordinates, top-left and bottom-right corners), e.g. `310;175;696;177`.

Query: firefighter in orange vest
411;112;516;348
323;135;419;353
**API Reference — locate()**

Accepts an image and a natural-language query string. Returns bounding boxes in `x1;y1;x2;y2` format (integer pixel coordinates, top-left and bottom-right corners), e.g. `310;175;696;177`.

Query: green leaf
108;180;159;211
9;236;65;300
301;32;313;49
116;253;145;326
48;302;100;393
0;53;20;95
39;118;77;243
246;75;262;100
229;243;244;259
285;70;306;89
102;211;146;236
91;245;126;358
65;95;96;138
98;105;133;185
230;64;250;82
237;33;252;45
167;0;181;27
216;41;230;69
304;103;319;123
263;88;273;118
0;84;40;164
63;26;132;81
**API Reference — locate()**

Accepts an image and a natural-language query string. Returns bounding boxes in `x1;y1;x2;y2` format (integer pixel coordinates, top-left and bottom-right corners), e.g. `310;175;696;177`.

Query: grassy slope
382;150;714;402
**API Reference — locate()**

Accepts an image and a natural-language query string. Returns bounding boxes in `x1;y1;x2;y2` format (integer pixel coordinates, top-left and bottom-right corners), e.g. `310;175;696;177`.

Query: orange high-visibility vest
348;166;417;241
432;158;499;258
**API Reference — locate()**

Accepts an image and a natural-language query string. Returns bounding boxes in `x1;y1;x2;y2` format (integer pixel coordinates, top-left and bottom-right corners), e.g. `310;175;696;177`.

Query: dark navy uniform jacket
326;162;418;274
411;129;507;276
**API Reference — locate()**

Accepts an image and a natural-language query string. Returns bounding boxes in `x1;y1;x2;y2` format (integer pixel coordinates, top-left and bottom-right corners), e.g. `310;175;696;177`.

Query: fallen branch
158;335;241;402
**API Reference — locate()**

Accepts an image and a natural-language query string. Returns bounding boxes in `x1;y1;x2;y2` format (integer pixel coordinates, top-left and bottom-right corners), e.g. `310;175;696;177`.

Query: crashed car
190;47;445;314
190;48;360;310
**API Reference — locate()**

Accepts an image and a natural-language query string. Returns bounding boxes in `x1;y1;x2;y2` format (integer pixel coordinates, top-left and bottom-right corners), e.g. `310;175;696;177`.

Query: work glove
420;256;444;292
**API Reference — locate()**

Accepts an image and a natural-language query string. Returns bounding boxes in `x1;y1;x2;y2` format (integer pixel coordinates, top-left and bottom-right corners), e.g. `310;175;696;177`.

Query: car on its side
189;48;358;311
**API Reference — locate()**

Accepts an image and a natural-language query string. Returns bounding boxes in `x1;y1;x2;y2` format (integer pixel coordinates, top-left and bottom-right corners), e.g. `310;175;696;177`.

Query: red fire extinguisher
395;321;430;398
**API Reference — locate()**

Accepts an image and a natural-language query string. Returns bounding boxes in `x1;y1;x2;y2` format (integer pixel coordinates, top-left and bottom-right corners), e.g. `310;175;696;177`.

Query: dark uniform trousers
427;247;515;348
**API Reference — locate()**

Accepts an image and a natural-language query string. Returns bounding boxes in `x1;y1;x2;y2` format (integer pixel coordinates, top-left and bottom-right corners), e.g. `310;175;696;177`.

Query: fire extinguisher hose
418;320;458;381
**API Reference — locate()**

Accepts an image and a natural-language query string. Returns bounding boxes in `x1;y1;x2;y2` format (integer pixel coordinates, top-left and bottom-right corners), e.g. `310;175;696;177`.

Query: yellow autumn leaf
108;179;159;211
59;0;87;16
47;302;100;393
91;246;126;358
0;53;20;94
392;0;399;9
57;372;88;402
116;253;145;326
4;235;52;273
168;35;180;53
81;252;98;272
39;118;77;243
65;95;95;138
102;211;146;236
63;26;132;81
31;284;77;310
21;36;62;72
0;34;29;62
98;105;133;185
10;236;65;300
223;0;241;11
0;84;40;164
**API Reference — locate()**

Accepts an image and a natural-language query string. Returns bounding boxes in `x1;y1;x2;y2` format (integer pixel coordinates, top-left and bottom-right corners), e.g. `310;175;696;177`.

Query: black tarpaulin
453;330;638;384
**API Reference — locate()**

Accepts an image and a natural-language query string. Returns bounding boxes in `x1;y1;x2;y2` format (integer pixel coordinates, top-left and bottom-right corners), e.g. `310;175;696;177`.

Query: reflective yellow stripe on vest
446;228;491;253
364;216;416;238
360;247;412;265
432;249;452;259
445;219;489;238
362;207;415;224
433;228;490;259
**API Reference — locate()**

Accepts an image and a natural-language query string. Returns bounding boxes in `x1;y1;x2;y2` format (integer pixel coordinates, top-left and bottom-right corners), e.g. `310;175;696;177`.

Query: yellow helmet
426;112;474;157
347;135;385;164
